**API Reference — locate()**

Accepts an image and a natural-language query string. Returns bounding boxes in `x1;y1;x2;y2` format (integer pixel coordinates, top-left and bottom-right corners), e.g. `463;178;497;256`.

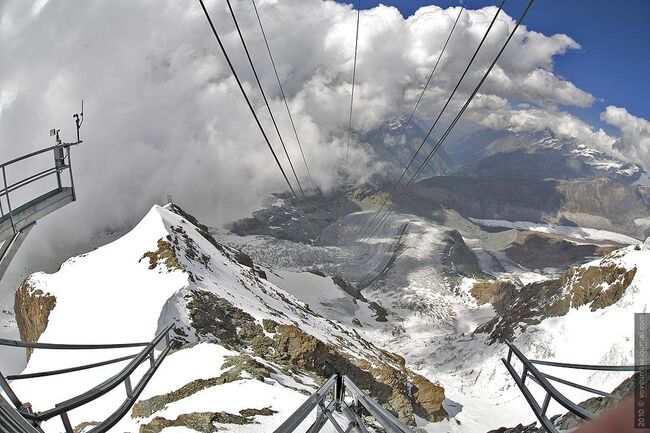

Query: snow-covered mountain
447;128;646;184
8;204;446;433
362;115;454;178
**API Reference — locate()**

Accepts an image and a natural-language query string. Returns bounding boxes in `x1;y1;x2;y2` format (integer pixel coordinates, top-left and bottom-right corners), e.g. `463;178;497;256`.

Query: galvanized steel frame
503;340;638;433
274;373;414;433
0;325;174;433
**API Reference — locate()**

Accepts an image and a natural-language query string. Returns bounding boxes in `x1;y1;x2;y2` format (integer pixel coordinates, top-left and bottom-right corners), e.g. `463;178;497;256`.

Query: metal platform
0;135;80;281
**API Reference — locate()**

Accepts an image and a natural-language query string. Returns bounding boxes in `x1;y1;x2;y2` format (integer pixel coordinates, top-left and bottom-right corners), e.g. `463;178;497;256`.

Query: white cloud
601;105;650;168
477;105;616;150
0;0;607;286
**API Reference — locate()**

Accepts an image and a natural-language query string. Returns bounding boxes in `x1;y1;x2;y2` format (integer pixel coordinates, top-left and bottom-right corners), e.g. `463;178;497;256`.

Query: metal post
506;347;512;364
125;376;133;399
60;412;74;433
65;147;76;201
149;351;155;368
0;372;23;409
521;366;528;385
53;148;63;190
306;404;329;433
334;373;344;411
541;393;551;415
1;167;15;234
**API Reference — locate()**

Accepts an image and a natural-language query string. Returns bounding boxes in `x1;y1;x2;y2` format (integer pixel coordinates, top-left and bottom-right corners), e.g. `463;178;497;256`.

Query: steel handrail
0;338;149;350
505;341;593;420
502;357;559;433
538;372;622;400
87;341;172;433
6;354;138;381
275;373;415;433
343;376;412;433
0;169;60;200
32;324;173;422
0;144;70;171
273;374;337;433
530;359;638;371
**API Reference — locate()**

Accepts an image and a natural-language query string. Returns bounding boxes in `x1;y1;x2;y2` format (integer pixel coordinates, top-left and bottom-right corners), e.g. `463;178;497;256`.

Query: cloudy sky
0;0;649;299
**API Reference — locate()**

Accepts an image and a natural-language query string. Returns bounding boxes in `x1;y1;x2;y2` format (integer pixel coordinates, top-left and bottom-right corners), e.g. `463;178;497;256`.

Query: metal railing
0;109;84;281
502;340;638;433
0;325;174;433
274;373;414;433
0;133;81;235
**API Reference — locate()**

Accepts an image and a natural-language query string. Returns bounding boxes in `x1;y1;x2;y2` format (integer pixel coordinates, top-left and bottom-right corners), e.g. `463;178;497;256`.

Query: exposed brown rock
73;421;101;433
470;280;517;305
475;249;636;342
139;239;183;272
139;411;253;433
14;279;56;359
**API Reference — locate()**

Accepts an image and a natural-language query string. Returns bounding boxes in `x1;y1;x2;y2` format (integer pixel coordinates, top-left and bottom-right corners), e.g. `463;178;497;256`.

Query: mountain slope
10;204;446;432
223;198;648;432
448;128;645;184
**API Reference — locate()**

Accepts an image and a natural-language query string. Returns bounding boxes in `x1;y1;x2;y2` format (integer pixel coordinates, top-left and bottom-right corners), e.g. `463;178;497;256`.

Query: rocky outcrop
132;354;274;418
476;250;636;342
73;421;101;433
470;280;517;306
139;409;277;433
441;230;484;278
140;239;183;272
332;275;388;322
487;423;540;433
14;279;57;359
162;288;445;424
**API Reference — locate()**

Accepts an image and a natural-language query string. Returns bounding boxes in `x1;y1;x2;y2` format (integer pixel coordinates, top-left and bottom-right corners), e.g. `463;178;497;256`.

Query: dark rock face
14;279;57;359
505;233;614;270
228;190;362;243
441;230;484;278
486;423;541;433
415;176;563;223
331;275;388;322
475;251;636;342
332;275;366;301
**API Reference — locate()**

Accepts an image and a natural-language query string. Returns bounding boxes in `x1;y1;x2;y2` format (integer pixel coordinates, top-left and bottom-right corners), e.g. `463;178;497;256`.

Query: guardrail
274;373;414;433
0;325;173;433
0;136;80;232
0;109;84;281
502;340;638;433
